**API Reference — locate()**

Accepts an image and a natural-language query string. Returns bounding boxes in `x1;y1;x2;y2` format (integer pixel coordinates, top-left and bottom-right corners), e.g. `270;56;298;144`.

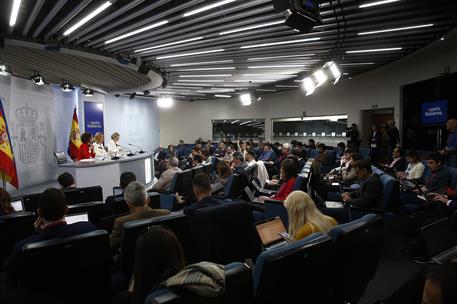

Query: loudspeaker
138;63;150;75
272;0;321;33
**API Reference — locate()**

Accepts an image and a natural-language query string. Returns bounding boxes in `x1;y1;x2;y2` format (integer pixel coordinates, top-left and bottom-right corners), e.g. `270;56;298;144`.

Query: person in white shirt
108;132;121;156
93;132;108;158
246;150;269;186
396;150;425;180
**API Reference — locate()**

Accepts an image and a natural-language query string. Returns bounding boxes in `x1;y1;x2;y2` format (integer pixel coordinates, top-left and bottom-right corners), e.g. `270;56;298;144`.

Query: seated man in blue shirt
183;173;222;216
258;145;276;162
5;188;96;278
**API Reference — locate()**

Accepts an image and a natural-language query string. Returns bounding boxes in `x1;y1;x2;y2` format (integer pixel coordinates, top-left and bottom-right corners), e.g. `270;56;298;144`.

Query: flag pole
1;171;6;190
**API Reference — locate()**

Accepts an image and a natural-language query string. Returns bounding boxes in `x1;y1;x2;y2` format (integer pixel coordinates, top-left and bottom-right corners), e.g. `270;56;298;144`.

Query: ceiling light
346;47;402;54
9;0;22;27
240;94;252;106
240;37;320;49
313;70;327;87
64;1;112;36
247;65;305;69
275;85;299;88
359;0;400;8
215;94;232;98
219;20;284;35
231;120;239;124
183;0;236;17
178;74;232;78
0;64;12;76
61;82;74;93
83;89;94;96
247;54;315;61
242;73;297;77
157;49;225;60
176;67;236;71
301;77;315;96
31;72;45;85
239;121;252;125
177;79;223;82
323;61;341;84
170;60;234;67
340;63;375;66
134;37;204;53
440;37;445;41
358;24;433;35
157;97;173;108
105;20;169;44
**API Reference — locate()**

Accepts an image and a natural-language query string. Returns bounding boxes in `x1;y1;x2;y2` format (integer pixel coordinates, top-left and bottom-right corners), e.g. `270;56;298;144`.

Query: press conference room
1;0;457;303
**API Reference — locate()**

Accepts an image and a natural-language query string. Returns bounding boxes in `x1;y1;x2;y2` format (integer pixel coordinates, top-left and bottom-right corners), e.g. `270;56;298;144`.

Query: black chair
0;212;36;265
120;213;188;279
188;201;261;264
144;262;253;304
159;170;193;210
67;201;107;228
203;163;212;176
63;186;103;205
17;230;112;303
22;193;42;212
253;233;333;304
328;214;384;304
192;166;205;177
112;197;130;215
98;212;129;234
243;164;257;184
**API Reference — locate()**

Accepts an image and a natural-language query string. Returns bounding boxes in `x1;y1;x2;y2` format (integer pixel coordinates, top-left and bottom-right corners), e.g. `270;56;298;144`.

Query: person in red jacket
77;132;95;161
259;159;297;202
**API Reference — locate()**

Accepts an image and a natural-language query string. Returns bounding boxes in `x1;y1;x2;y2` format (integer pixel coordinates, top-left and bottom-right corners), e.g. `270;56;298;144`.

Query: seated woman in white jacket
108;132;122;156
93;132;108;158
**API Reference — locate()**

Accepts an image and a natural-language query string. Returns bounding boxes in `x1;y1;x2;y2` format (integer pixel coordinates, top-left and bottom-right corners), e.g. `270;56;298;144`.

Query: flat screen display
421;100;448;124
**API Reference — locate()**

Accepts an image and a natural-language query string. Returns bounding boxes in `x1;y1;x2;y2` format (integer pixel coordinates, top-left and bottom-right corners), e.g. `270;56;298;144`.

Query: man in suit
110;182;170;249
232;152;248;174
104;171;136;214
5;188;96;277
342;159;383;208
153;157;181;191
183;174;222;216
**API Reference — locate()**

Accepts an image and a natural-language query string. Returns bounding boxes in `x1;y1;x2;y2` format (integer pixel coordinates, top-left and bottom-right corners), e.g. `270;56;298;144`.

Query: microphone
111;152;120;160
119;145;135;157
128;143;145;154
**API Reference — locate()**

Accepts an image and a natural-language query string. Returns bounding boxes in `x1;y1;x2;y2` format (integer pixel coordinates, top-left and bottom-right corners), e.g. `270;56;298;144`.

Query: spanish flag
0;99;19;189
67;108;82;160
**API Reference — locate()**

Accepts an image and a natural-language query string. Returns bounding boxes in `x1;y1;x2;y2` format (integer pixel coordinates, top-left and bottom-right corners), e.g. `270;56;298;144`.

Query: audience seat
21;193;41;212
253;233;333;304
120;213;188;279
67;201;107;228
0;212;36;266
144;262;253;304
264;200;289;228
63;186;103;205
359;148;371;160
17;230;112;303
328;214;383;304
188;201;261;264
158;169;193;211
221;173;244;200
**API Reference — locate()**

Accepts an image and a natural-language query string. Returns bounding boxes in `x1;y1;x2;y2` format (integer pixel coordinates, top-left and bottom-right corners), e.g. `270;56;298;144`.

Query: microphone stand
119;145;135;157
129;143;145;154
111;152;120;160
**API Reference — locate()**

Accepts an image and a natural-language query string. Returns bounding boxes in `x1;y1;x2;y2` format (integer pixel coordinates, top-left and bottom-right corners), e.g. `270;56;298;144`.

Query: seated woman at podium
77;132;95;161
108;132;121;156
93;132;108;158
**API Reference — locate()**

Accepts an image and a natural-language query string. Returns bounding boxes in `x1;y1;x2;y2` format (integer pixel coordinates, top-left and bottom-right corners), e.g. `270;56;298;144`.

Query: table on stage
57;153;154;199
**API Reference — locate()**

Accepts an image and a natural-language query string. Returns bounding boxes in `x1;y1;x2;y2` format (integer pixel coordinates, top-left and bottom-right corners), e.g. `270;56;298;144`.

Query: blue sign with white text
421;100;448;124
84;101;104;136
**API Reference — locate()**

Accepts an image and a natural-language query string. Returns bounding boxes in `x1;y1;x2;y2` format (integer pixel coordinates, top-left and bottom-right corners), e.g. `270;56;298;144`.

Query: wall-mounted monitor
421;100;448;125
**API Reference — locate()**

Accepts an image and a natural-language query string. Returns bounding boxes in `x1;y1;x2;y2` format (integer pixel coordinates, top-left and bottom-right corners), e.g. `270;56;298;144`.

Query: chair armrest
264;199;284;204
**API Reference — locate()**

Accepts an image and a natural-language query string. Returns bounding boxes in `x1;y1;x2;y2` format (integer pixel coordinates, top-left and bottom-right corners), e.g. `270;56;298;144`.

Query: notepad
331;182;339;186
325;201;343;208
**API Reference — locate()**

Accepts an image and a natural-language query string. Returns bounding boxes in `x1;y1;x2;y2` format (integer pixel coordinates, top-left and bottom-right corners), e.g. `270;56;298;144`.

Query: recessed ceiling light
170;60;234;67
134;37;204;53
345;47;402;54
440;37;445;41
176;67;236;71
240;37;321;49
247;54;315;61
358;24;433;35
9;0;22;28
64;1;112;36
105;20;169;44
247;65;306;69
179;74;232;77
242;73;297;76
215;94;232;98
157;49;225;60
183;0;236;17
219;20;284;35
359;0;400;8
157;97;173;108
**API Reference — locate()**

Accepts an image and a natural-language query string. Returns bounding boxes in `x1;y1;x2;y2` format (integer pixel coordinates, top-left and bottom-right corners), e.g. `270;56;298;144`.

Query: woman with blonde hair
93;132;108;158
284;191;337;240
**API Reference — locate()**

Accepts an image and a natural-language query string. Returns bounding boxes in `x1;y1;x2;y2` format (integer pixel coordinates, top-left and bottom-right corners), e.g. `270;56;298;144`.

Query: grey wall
158;27;457;146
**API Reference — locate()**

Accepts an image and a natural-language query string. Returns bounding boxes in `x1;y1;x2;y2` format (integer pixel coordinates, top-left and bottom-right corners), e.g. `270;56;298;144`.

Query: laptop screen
65;213;89;225
422;218;455;257
255;217;287;247
113;187;123;196
10;200;24;212
244;186;255;201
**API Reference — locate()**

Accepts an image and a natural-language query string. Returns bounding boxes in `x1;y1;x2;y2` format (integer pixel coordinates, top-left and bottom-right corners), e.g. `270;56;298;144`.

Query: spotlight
323;61;341;84
31;72;45;85
240;93;252;106
313;69;328;88
130;92;136;99
300;77;315;96
157;96;173;108
83;88;93;96
143;90;150;95
0;64;11;76
61;81;74;92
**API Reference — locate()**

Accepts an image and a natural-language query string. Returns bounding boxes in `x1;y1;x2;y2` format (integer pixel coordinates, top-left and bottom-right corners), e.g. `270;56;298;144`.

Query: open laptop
113;186;123;196
244;186;263;203
65;212;89;225
421;218;457;264
10;199;24;212
252;179;275;195
255;217;290;251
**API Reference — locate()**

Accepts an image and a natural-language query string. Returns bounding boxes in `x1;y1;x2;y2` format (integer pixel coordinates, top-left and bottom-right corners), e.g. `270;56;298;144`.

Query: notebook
325;201;344;208
244;186;262;204
421;218;457;264
65;212;89;225
10;199;24;212
255;217;289;251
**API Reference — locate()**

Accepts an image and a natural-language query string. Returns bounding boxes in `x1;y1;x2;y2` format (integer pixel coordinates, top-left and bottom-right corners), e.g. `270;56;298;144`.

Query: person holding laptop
284;191;337;240
5;188;96;277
